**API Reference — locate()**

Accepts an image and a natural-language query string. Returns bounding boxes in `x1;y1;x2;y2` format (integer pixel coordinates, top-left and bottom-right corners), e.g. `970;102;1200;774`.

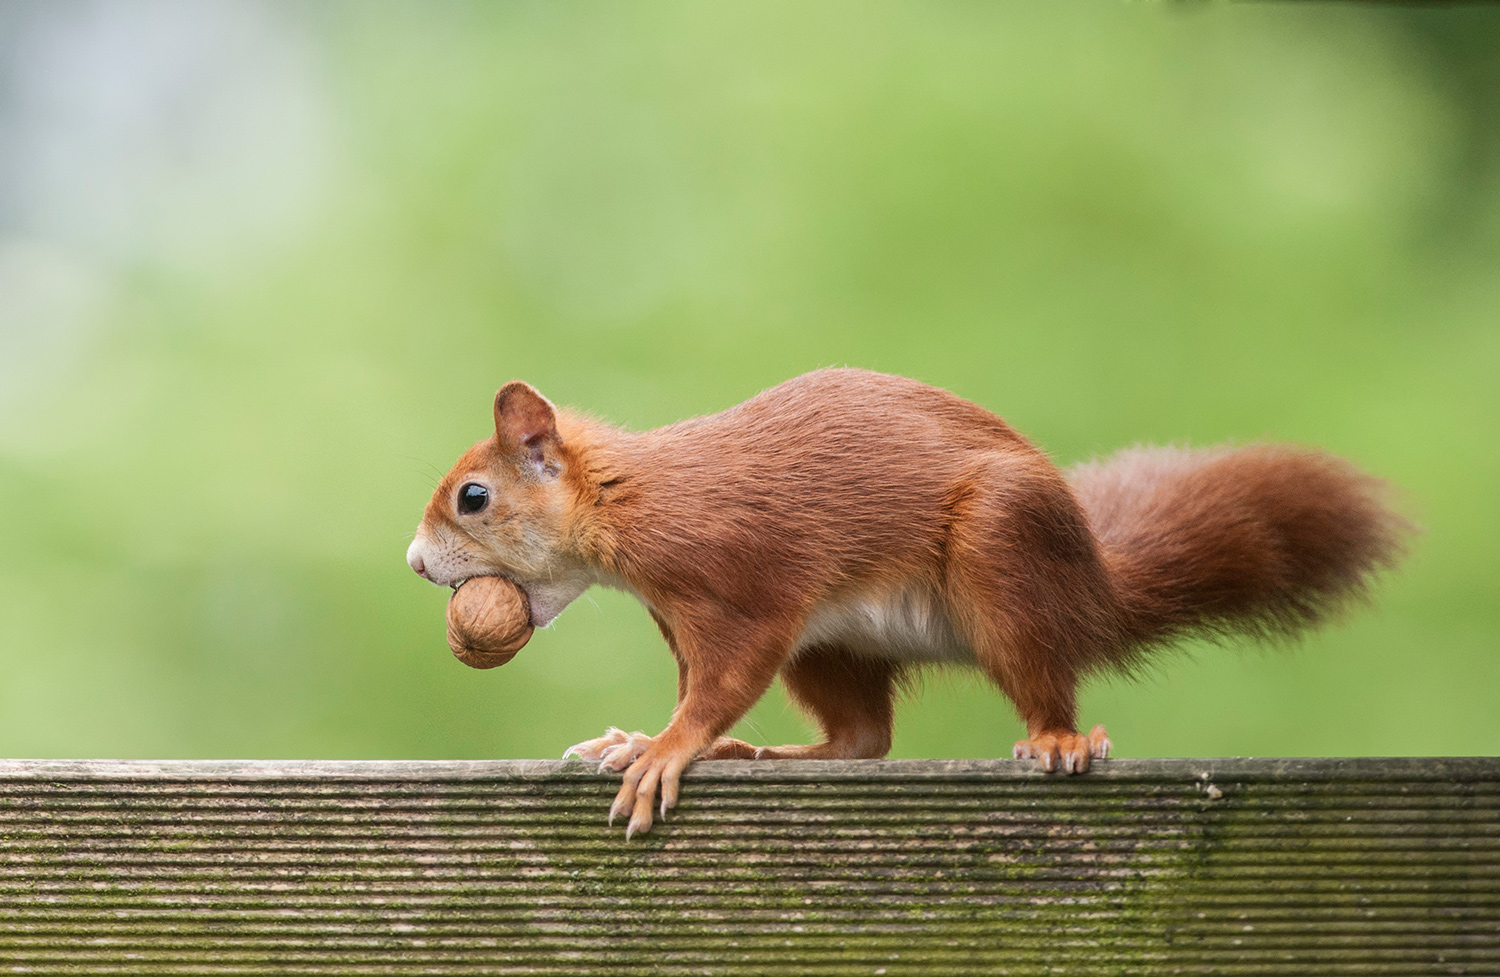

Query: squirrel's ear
494;381;560;474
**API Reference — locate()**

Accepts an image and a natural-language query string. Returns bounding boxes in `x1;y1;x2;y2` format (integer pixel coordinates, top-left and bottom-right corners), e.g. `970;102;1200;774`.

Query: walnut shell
446;576;533;669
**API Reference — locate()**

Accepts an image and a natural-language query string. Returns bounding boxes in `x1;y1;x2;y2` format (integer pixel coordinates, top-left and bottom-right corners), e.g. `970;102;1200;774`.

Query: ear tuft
494;381;560;471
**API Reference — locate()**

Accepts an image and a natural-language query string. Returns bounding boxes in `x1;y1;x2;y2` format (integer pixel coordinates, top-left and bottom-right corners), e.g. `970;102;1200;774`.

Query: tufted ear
494;381;560;474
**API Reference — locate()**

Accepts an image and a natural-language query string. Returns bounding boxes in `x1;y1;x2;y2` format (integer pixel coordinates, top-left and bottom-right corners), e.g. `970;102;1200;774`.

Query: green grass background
1;2;1496;761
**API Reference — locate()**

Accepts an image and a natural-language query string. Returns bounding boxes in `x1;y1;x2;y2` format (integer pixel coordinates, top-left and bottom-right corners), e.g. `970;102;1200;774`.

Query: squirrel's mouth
522;587;550;629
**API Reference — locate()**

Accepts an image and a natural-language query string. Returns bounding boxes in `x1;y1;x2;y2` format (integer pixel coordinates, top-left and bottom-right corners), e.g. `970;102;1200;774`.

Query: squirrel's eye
457;483;489;515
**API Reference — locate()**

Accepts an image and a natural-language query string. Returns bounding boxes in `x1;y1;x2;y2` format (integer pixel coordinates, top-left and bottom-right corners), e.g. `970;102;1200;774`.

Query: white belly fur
794;581;972;664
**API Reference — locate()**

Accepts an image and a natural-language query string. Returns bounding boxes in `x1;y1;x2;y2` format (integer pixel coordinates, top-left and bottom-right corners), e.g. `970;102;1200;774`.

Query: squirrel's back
591;369;1066;609
587;370;1408;674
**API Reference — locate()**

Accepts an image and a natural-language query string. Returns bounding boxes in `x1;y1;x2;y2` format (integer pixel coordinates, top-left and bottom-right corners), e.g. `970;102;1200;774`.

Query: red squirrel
407;369;1407;838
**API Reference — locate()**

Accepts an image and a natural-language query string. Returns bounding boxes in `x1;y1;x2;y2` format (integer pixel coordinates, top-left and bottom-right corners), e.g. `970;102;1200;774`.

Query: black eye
457;483;489;515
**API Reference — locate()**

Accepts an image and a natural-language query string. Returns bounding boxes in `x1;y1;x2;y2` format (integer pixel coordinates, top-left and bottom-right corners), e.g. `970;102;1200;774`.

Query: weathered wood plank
0;758;1495;975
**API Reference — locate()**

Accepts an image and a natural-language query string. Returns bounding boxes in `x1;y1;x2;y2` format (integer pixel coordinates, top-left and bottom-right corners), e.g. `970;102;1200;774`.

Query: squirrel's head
406;381;596;627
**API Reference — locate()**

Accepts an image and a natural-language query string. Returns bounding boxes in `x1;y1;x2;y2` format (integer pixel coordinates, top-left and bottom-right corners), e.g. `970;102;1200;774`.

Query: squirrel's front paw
610;747;692;840
563;727;655;771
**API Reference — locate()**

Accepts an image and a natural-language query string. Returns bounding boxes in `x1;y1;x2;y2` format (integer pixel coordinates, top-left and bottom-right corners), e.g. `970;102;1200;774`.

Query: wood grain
0;758;1494;974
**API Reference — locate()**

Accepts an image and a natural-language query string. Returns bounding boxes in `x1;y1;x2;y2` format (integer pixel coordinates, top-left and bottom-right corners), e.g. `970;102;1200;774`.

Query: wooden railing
0;757;1495;975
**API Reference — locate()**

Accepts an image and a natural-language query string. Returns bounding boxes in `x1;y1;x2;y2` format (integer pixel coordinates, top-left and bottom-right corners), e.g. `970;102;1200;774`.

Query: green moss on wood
0;759;1495;974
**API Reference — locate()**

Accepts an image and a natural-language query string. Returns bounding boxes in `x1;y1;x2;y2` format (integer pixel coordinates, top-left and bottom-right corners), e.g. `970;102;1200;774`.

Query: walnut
446;576;533;668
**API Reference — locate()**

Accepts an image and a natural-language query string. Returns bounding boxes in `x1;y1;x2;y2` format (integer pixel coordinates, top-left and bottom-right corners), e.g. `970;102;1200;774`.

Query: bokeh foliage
0;1;1496;760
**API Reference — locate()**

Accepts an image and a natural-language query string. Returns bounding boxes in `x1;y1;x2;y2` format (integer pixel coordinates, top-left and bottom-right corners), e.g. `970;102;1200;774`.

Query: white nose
406;538;428;578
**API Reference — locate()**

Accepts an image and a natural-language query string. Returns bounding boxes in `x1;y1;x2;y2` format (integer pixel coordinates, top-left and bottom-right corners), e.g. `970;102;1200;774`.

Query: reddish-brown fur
408;369;1409;838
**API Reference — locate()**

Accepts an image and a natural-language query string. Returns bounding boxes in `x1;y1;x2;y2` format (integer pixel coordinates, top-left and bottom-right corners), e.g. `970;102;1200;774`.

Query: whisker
403;454;448;487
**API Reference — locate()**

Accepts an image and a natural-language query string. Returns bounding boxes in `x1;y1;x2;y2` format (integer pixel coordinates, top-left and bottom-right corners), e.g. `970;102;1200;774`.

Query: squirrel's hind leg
698;646;898;761
942;459;1121;774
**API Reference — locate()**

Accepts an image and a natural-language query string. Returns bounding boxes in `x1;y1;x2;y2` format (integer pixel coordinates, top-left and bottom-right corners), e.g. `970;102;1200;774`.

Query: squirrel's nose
406;538;430;579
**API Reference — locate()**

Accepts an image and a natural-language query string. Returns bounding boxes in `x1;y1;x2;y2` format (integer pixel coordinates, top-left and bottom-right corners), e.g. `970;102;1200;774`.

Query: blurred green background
0;1;1496;761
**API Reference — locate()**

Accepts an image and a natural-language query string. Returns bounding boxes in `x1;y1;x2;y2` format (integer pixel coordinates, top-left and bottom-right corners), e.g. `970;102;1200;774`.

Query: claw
608;794;632;824
1088;724;1112;759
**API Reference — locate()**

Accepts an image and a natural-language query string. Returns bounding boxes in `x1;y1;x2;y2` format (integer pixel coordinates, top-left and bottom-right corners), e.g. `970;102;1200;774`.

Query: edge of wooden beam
0;755;1494;781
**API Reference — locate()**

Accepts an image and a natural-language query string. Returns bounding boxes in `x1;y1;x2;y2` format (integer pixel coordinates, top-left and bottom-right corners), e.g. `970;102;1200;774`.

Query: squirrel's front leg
563;635;694;769
606;621;787;839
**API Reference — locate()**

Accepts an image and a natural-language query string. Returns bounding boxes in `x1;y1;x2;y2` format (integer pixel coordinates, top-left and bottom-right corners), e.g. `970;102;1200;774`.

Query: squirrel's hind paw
697;736;760;760
1013;725;1110;774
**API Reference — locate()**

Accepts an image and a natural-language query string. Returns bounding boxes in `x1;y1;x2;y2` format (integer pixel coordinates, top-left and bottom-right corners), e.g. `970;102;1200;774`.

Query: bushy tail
1068;445;1410;657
